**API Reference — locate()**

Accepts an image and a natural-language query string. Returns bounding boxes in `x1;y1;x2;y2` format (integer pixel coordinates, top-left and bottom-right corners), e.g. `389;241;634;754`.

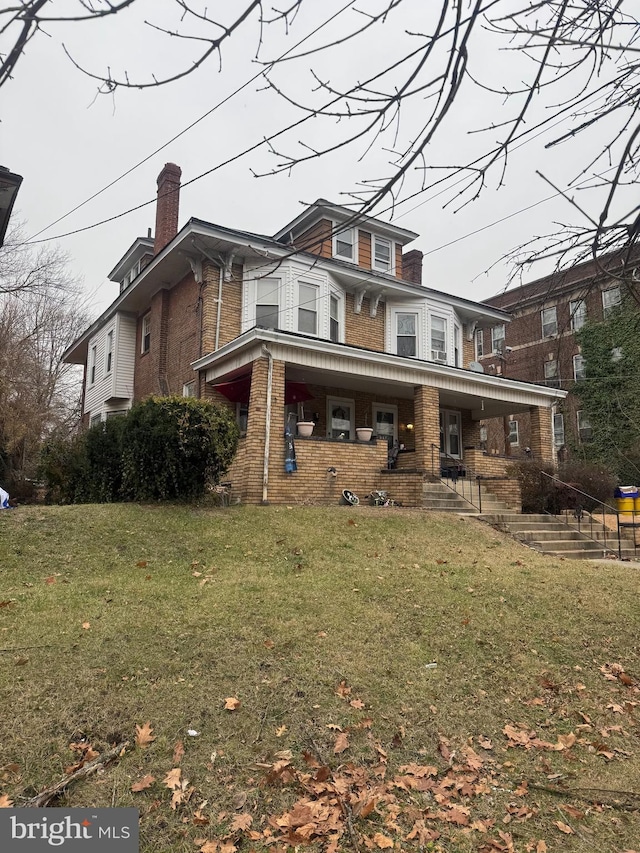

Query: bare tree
0;230;91;488
4;1;640;285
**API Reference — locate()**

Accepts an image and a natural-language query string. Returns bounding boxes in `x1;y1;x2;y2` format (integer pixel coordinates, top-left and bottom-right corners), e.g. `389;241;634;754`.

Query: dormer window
373;236;392;272
120;259;142;293
334;227;355;262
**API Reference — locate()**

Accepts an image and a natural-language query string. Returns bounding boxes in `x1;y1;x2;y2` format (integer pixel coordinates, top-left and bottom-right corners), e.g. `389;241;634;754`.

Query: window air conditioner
431;350;447;363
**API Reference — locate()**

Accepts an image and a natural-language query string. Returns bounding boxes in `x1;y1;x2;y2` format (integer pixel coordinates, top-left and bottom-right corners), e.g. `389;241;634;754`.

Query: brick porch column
529;406;553;462
413;385;440;473
461;410;481;449
243;356;286;504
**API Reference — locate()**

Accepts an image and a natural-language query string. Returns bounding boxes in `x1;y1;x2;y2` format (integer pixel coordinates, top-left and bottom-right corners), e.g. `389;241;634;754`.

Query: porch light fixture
406;423;414;431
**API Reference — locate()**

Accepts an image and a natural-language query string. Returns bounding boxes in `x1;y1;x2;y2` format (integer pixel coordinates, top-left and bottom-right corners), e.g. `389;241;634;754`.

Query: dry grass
0;504;638;852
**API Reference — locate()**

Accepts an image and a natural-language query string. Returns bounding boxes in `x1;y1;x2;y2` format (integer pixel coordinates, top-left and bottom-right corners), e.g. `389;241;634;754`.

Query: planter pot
356;427;374;442
297;421;315;437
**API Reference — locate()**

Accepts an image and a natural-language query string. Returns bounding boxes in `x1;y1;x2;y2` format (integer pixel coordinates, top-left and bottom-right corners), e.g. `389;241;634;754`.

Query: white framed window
327;397;355;440
298;281;319;335
430;315;447;363
508;419;519;446
570;299;587;331
439;409;462;458
602;287;621;318
577;410;592;443
330;292;340;343
553;411;565;447
541;306;558;338
89;345;97;384
236;402;248;436
573;354;586;381
90;413;102;428
333;227;355;262
544;359;560;388
105;330;114;374
454;324;461;367
256;277;280;329
475;328;484;359
141;314;151;354
491;324;505;354
397;312;418;357
373;236;392;272
373;404;398;445
183;381;196;397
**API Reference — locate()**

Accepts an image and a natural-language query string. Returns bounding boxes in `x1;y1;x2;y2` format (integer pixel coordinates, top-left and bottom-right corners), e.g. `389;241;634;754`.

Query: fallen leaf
131;774;155;792
372;832;394;849
275;725;287;737
478;736;493;750
163;768;182;790
199;843;218;853
136;560;148;568
264;639;275;648
536;842;547;853
560;804;584;820
619;672;634;686
554;821;574;835
0;600;14;608
0;794;13;807
81;621;91;630
230;813;252;832
44;576;56;585
231;791;247;810
224;697;241;711
350;698;365;709
336;680;352;698
333;732;350;754
14;656;29;666
135;721;156;748
172;740;185;764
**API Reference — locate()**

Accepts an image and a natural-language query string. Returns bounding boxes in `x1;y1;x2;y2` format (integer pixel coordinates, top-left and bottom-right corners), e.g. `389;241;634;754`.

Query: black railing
539;471;635;560
431;444;482;512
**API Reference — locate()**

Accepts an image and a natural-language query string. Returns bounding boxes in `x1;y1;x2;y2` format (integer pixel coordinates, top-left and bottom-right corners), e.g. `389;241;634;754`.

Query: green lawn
0;504;638;853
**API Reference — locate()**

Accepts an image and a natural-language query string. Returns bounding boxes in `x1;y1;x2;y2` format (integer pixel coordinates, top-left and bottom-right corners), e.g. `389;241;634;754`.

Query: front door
372;404;398;447
439;409;461;458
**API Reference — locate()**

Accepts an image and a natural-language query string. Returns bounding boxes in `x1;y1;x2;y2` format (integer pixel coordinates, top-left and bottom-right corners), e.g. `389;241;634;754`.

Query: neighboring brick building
64;164;565;505
477;248;639;458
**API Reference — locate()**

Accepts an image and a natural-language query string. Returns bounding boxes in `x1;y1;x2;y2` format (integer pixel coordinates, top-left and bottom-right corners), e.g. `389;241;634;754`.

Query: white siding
83;312;136;418
113;314;136;399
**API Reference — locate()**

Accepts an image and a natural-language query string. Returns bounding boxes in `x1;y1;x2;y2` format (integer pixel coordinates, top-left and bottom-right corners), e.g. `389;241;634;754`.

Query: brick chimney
402;249;423;285
154;163;182;254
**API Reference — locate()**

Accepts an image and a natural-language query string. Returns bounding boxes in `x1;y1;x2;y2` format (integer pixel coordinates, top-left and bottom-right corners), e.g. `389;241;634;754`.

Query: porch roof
192;329;567;419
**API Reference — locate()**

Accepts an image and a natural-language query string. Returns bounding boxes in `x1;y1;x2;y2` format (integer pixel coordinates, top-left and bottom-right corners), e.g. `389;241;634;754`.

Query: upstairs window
491;324;505;354
330;293;340;343
373;236;392;272
430;316;447;363
602;287;621;318
454;324;461;367
89;345;97;384
544;359;560;388
573;354;586;381
475;328;484;358
141;314;151;354
570;299;587;331
396;312;417;357
182;381;196;397
577;410;592;443
256;278;279;330
553;412;565;446
298;282;318;335
105;330;113;374
334;227;355;262
541;306;557;337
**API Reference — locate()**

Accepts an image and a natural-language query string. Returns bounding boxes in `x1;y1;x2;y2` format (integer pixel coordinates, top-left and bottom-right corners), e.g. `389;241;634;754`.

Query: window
373;236;392;272
544;359;560;388
334;228;355;261
577;410;592;443
141;314;151;354
327;397;354;439
183;381;196;397
90;414;102;428
430;316;447;363
541;306;558;337
570;299;587;331
611;346;623;362
397;312;417;357
236;402;248;436
491;324;505;353
330;293;340;343
256;278;279;329
454;324;461;367
298;282;318;335
475;328;484;358
89;345;97;384
573;354;586;381
553;412;565;447
105;330;113;374
602;287;621;318
508;419;519;446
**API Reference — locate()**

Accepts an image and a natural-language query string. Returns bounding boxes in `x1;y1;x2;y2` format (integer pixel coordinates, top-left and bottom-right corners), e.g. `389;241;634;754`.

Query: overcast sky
2;0;626;319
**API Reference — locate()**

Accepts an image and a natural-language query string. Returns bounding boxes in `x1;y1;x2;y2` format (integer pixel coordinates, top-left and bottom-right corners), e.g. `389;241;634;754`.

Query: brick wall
401;249;422;284
484;478;522;511
134;289;170;399
165;272;201;394
344;293;385;350
414;385;440;472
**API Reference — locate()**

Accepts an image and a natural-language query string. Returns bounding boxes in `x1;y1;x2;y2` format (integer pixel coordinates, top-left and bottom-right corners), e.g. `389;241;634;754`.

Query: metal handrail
431;444;482;512
539;471;632;560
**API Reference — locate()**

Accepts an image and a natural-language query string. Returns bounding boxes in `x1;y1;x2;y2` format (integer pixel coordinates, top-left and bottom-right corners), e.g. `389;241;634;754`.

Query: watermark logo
0;809;138;851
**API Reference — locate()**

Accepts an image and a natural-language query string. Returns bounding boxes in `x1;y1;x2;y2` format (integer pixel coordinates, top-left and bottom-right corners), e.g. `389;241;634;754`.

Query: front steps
481;512;638;560
422;481;512;514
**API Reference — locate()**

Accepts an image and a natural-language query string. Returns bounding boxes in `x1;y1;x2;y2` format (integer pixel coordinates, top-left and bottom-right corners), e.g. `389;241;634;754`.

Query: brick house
477;248;639;459
63;164;565;506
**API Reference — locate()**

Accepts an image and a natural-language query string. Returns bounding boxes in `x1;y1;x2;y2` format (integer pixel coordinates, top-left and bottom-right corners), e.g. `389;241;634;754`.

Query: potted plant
356;414;373;442
296;404;315;437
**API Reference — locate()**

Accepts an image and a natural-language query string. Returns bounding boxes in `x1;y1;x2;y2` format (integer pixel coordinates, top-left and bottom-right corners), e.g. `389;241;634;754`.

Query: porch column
529;406;553;463
461;411;481;449
413;384;440;473
244;356;286;504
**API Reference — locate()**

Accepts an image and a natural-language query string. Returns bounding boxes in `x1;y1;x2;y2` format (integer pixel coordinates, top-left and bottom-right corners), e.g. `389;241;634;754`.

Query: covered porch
192;329;565;506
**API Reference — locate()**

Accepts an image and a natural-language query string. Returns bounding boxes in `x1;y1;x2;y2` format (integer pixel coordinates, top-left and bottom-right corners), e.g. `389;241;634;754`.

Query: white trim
326;396;356;440
372;403;398;444
141;314;151;354
332;224;357;263
373;235;394;273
